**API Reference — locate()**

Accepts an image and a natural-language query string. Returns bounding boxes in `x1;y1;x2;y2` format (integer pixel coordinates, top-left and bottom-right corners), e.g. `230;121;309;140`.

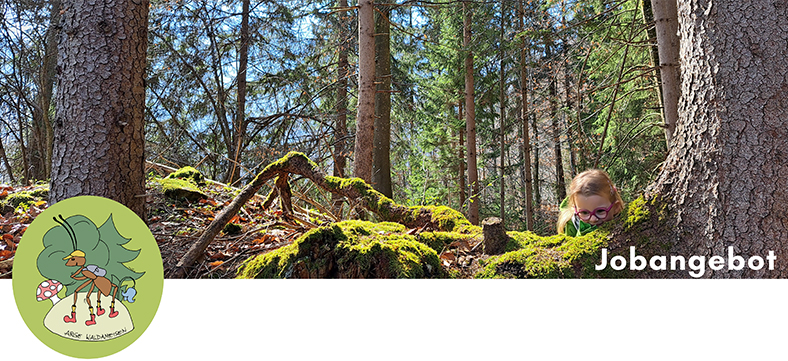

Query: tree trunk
50;0;148;219
551;81;566;202
640;0;666;139
519;0;533;231
464;1;480;225
332;0;350;215
228;0;250;185
14;91;29;185
0;136;16;183
532;106;541;208
651;0;679;145
372;0;392;198
28;0;60;181
482;217;508;255
354;0;375;183
458;102;466;210
564;61;576;178
499;0;506;224
547;41;566;202
646;0;788;277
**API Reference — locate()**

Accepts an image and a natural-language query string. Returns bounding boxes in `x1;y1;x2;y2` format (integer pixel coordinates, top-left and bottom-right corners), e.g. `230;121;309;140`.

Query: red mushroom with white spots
36;280;63;306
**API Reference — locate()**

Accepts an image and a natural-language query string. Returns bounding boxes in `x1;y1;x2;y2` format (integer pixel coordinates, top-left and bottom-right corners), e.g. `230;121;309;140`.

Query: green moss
30;187;49;199
155;177;207;202
430;206;472;232
223;223;242;235
623;196;649;231
475;230;614;279
402;205;474;233
473;194;670;279
416;231;477;253
336;220;406;236
236;222;445;279
1;191;37;211
253;151;320;185
166;166;206;186
505;231;567;252
475;247;565;279
338;234;442;278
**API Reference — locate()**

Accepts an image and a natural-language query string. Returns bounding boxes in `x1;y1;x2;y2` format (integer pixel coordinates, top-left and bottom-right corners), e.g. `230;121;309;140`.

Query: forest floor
1;174;505;279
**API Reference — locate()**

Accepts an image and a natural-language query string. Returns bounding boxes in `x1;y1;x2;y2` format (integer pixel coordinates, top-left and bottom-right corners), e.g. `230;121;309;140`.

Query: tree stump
482;217;509;255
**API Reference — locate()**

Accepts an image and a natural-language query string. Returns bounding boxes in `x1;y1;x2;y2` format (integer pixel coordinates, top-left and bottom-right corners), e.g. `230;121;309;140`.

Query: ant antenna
53;215;78;251
60;215;78;251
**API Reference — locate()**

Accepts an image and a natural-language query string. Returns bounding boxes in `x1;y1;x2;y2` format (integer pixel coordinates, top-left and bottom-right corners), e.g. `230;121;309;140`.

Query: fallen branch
168;151;471;278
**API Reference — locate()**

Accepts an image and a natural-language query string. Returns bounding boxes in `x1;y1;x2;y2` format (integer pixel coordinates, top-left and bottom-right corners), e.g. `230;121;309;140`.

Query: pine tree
37;215;144;297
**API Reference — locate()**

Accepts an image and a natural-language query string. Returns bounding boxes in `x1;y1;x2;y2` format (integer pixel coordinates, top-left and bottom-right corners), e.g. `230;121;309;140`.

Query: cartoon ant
55;215;120;326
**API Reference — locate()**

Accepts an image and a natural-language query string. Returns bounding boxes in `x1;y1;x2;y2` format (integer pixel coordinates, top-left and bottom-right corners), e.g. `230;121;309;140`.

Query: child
557;169;624;236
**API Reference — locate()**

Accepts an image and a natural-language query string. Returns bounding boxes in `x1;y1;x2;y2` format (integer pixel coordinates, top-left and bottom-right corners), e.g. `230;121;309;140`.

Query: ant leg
85;283;97;326
96;286;105;316
108;283;119;318
64;280;93;323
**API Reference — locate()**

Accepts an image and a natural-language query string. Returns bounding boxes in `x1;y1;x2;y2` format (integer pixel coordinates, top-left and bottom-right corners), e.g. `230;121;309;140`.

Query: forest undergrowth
2;162;561;279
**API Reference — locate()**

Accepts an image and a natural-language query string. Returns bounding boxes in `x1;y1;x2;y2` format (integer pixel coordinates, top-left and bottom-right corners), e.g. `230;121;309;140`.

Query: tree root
168;151;473;278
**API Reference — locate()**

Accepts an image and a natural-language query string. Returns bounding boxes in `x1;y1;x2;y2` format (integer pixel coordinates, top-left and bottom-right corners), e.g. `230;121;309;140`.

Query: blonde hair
557;169;624;234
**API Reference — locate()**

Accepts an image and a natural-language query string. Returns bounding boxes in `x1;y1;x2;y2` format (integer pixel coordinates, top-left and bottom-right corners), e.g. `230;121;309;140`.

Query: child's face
574;194;620;225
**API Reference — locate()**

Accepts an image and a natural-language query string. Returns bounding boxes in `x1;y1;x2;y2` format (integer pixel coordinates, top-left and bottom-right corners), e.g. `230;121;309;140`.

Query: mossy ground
154;176;207;202
0;186;48;213
475;196;660;279
236;220;445;278
166;166;206;186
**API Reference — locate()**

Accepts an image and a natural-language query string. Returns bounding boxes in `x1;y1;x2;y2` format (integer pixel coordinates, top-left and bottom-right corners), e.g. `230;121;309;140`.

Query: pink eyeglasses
574;203;615;222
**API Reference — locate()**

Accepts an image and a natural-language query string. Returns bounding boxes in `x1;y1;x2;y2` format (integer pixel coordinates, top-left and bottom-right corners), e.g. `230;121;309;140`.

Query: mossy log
157;177;207;202
169;151;474;278
236;220;446;279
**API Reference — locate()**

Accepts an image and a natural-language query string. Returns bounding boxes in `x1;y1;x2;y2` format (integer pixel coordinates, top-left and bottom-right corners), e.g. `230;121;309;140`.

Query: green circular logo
12;196;163;358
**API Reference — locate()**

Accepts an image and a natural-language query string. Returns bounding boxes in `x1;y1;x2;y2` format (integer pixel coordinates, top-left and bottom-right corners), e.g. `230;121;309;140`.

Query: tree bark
228;0;250;185
464;1;480;225
458;104;466;210
547;41;566;202
354;0;375;183
372;0;393;198
564;61;576;178
28;0;60;181
499;0;506;224
0;136;16;183
482;217;508;255
519;0;534;231
332;0;351;215
50;0;148;219
532;107;541;208
646;0;788;277
640;0;666;141
650;0;679;145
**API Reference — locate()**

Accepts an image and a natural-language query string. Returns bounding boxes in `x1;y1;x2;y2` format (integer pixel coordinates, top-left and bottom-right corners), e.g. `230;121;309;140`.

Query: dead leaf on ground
3;234;15;250
440;251;456;262
448;240;471;251
253;234;275;244
0;250;13;261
